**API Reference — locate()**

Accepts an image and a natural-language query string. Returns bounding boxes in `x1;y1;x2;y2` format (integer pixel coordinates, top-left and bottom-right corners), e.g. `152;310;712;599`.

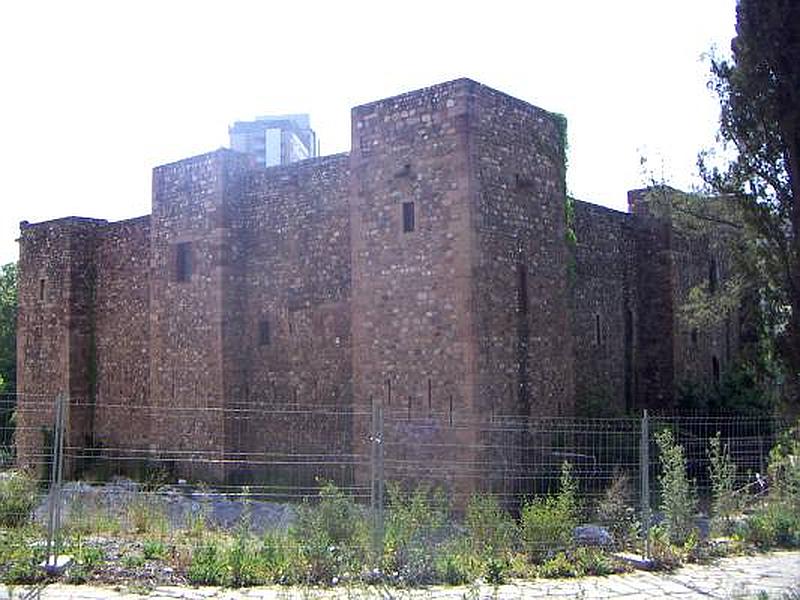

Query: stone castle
15;79;739;493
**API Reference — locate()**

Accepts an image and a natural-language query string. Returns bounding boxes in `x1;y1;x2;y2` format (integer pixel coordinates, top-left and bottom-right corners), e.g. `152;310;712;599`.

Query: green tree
0;262;16;452
0;262;16;396
700;0;800;401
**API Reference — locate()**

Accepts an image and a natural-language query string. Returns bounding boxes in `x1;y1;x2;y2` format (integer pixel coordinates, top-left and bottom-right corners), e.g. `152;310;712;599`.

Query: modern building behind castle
229;114;317;167
15;79;740;494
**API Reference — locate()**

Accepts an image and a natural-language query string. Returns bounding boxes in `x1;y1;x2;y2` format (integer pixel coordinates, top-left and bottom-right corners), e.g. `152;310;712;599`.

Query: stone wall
15;78;749;494
349;80;480;500
93;216;151;453
16;217;106;474
626;188;743;410
148;150;253;480
571;202;635;415
227;153;354;486
469;83;573;420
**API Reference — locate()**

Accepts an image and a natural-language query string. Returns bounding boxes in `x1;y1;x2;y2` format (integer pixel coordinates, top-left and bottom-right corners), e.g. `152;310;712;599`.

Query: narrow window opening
517;264;528;314
402;201;415;233
259;319;271;346
712;355;720;385
39;278;45;301
725;315;732;362
624;309;634;412
176;242;192;282
595;314;602;345
709;258;718;294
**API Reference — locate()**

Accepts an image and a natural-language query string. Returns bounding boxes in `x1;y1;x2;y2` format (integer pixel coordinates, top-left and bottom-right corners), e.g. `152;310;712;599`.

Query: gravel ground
34;479;297;534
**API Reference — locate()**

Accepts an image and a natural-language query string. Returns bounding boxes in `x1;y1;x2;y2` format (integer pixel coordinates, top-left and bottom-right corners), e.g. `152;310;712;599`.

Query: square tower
349;79;574;499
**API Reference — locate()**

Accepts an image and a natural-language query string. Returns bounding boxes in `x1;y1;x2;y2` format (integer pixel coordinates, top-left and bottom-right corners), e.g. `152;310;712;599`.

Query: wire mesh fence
0;391;792;579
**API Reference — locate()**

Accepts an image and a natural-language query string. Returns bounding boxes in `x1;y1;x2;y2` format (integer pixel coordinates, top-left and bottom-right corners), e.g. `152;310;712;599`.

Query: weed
142;539;168;561
0;527;46;584
65;563;91;584
767;424;800;500
484;555;507;585
573;547;614;576
292;482;369;583
521;462;578;563
66;494;122;536
464;493;516;558
122;552;146;569
383;482;449;585
434;542;474;586
67;535;104;569
655;428;697;545
745;500;800;549
126;496;167;535
596;470;638;550
260;530;299;584
708;433;740;535
0;470;38;528
188;539;226;585
649;524;685;569
227;523;266;587
538;551;578;578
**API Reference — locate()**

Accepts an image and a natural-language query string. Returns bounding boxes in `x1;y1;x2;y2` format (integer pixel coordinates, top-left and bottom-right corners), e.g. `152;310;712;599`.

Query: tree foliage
0;262;16;396
700;0;800;398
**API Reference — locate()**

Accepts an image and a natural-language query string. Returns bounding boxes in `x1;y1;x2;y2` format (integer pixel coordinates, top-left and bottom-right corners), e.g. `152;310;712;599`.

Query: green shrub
708;433;741;536
188;540;226;586
538;551;577;578
573;546;614;576
259;530;299;584
521;462;578;563
226;525;266;587
484;555;508;585
64;563;91;584
66;536;104;569
142;539;167;561
291;482;369;583
0;527;46;584
649;525;684;569
383;482;449;585
0;470;38;528
596;470;638;550
745;500;800;549
121;552;145;568
767;424;800;501
464;494;516;558
434;539;476;585
655;429;697;545
126;496;167;535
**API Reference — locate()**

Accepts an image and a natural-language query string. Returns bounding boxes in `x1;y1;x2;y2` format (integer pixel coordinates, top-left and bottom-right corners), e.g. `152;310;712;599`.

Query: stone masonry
15;79;741;495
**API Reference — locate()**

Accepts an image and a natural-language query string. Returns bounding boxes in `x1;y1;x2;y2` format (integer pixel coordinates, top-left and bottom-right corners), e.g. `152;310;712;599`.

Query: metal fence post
370;397;385;558
640;409;650;560
46;392;67;569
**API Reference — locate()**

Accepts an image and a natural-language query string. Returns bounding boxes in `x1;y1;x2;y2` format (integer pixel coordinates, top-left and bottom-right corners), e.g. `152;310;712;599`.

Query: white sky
0;0;736;266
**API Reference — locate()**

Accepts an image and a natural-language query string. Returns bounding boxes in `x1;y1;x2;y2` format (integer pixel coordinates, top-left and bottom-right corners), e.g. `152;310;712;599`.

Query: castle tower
148;149;252;481
16;217;105;475
349;79;574;500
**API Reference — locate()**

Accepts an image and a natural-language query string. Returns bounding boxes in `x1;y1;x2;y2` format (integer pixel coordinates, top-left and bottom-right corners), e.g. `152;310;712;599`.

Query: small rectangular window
176;242;192;282
402;201;415;233
259;319;271;346
595;314;602;345
39;278;45;301
517;264;528;314
709;258;718;294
